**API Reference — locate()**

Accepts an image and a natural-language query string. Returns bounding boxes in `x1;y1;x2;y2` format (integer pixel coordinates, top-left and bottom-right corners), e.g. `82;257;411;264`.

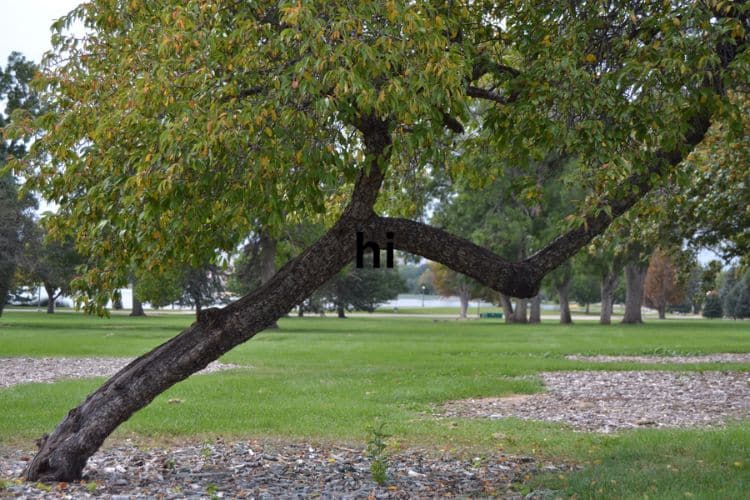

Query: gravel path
443;370;750;433
0;358;241;389
0;441;571;498
565;353;750;364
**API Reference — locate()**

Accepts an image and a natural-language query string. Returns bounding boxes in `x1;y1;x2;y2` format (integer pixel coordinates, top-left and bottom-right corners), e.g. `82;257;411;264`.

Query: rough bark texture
512;298;528;323
45;286;56;314
129;298;145;317
599;270;618;325
499;294;514;323
622;263;647;324
458;291;469;319
557;279;572;324
259;232;279;328
22;100;720;481
529;294;541;323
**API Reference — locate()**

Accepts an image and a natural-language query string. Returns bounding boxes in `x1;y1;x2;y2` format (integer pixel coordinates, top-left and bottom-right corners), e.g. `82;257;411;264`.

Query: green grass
1;312;748;497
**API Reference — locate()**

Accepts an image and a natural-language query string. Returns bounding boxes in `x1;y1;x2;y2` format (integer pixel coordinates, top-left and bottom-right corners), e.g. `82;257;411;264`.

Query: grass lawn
1;312;748;498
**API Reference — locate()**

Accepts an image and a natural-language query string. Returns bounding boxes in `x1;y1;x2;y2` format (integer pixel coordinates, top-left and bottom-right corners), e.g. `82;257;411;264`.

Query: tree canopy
6;0;750;483
7;0;749;311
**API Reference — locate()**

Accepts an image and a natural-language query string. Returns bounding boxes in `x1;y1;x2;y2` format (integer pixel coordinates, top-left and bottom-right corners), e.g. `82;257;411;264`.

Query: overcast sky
0;1;83;66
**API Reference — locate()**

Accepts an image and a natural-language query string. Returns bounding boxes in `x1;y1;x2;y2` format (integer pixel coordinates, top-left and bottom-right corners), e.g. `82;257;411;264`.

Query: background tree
720;268;750;319
702;292;723;319
0;52;40;316
7;0;748;481
569;256;600;315
22;226;83;314
644;248;686;320
430;263;482;319
178;265;227;319
133;268;183;310
320;257;406;318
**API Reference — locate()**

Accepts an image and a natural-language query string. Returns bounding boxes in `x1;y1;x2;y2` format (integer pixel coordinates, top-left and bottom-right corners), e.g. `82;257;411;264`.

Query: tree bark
129;298;145;317
458;291;469;319
529;294;541;323
0;283;8;317
658;303;666;320
599;270;618;325
21;103;719;481
622;263;647;324
337;304;346;318
45;285;56;314
297;303;304;317
512;298;528;323
259;231;279;328
499;294;514;323
557;279;572;324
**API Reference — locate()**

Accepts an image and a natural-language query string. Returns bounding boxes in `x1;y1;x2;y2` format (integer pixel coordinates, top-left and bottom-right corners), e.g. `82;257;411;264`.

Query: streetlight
421;285;426;307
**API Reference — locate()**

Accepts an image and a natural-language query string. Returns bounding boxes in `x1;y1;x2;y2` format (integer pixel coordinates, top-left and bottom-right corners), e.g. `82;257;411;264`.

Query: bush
702;293;723;318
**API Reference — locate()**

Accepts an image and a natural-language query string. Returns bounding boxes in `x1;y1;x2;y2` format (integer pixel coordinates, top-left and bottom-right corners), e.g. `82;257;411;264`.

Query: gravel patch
0;358;241;389
566;353;750;364
443;371;750;433
0;440;572;498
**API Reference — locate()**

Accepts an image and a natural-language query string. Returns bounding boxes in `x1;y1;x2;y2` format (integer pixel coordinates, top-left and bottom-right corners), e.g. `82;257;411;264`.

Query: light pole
421;285;426;307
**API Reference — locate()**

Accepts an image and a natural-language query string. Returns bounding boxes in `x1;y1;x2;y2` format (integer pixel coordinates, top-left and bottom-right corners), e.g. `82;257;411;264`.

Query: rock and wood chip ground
0;441;569;499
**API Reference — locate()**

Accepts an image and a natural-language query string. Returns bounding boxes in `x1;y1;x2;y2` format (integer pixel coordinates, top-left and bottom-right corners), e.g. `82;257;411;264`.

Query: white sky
0;0;83;66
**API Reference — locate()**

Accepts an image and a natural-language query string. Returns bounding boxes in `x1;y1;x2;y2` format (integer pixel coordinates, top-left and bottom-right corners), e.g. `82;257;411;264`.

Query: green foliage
0;52;40;315
366;422;391;486
320;257;407;315
5;1;747;312
20;224;84;309
134;268;183;309
569;267;600;311
702;293;723;318
720;268;750;319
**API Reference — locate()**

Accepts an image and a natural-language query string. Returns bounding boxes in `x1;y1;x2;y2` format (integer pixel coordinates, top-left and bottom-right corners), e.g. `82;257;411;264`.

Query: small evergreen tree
702;292;723;318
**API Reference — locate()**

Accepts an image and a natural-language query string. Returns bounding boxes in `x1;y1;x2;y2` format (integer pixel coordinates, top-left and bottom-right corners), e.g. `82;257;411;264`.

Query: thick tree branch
466;85;512;104
362;217;536;297
525;112;713;278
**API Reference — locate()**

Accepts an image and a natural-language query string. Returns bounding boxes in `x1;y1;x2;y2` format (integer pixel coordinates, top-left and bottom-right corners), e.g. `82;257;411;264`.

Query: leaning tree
5;0;749;482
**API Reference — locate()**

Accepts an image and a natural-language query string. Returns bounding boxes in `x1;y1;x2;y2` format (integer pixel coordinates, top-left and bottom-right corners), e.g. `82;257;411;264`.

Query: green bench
479;312;504;319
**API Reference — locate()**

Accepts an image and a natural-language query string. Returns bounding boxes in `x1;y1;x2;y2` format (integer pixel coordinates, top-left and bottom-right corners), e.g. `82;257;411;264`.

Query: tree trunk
658;303;666;320
622;263;647;324
0;261;15;317
45;286;56;314
337;304;346;318
557;280;572;324
129;297;145;317
459;291;469;319
512;298;528;323
0;283;8;317
599;270;618;325
529;294;541;323
297;303;304;317
193;293;202;321
259;231;279;328
585;303;590;314
500;294;514;323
